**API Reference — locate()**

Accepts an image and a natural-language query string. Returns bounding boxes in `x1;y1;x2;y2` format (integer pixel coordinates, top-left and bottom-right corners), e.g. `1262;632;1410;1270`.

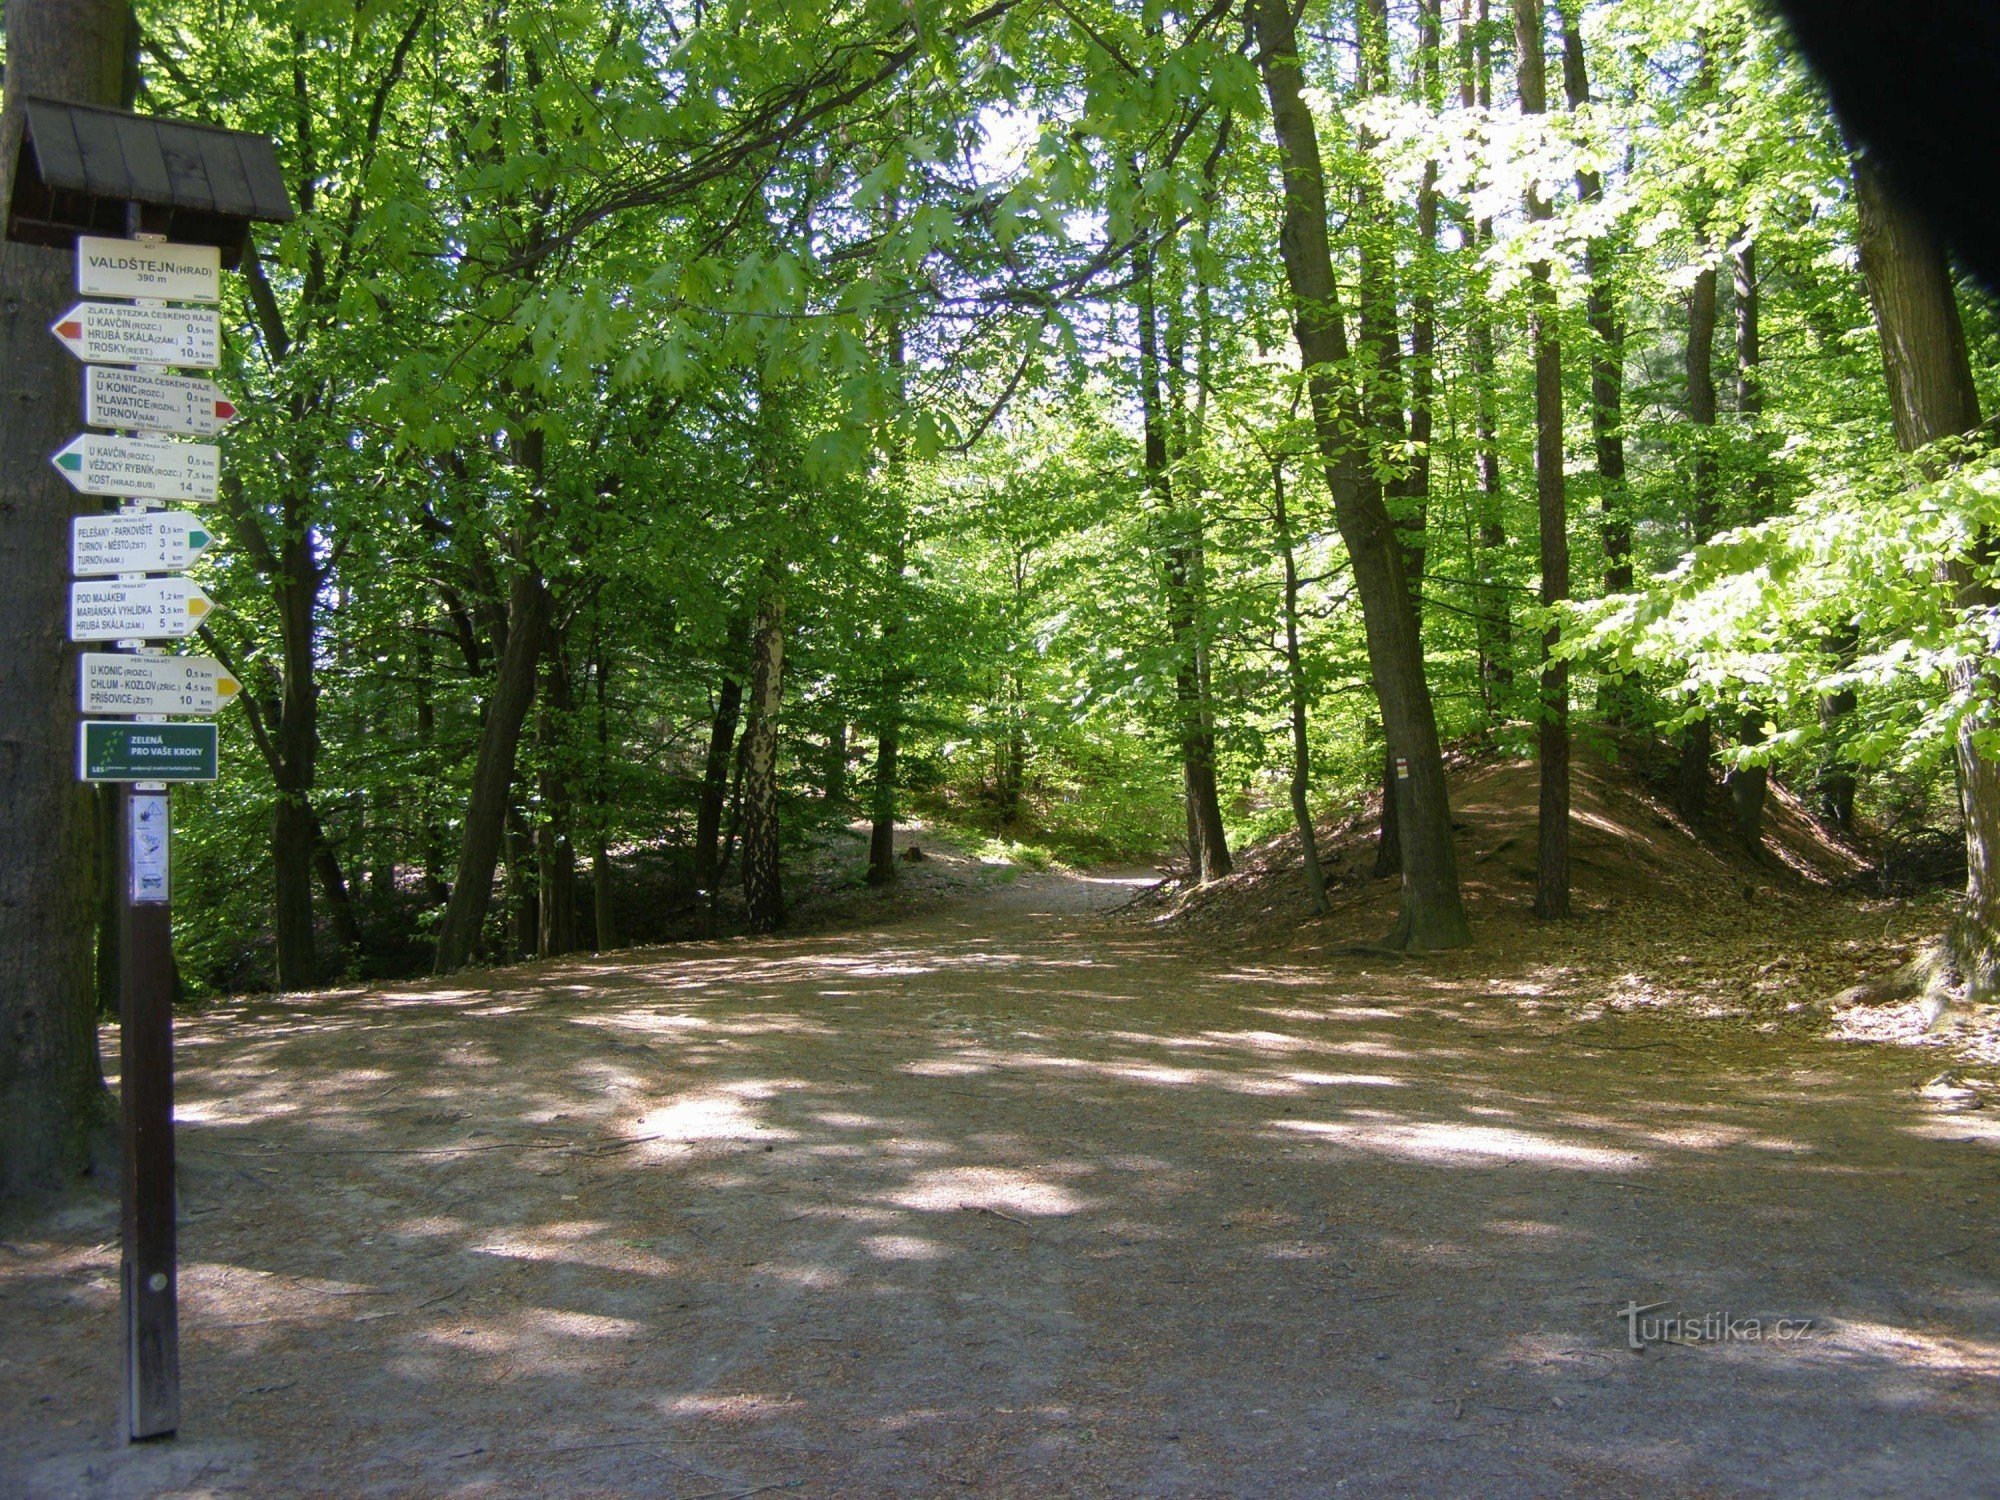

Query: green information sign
79;721;218;782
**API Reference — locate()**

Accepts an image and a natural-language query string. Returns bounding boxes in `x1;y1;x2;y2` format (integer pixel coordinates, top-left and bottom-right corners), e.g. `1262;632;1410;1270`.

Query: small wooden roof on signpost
6;98;293;266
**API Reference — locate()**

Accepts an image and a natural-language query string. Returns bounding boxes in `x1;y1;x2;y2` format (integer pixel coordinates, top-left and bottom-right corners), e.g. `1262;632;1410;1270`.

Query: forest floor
5;785;2000;1498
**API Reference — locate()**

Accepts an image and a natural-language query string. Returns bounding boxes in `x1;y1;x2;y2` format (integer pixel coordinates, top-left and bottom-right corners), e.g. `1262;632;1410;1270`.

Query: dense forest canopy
4;0;1998;1187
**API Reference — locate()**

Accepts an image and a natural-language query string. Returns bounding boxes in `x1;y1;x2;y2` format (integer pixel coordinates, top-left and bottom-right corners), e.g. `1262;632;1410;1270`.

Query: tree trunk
1460;0;1511;718
866;715;900;885
739;579;788;933
309;811;362;955
592;841;615;951
867;227;910;887
432;566;553;972
505;804;536;961
823;718;848;809
1852;150;1997;996
415;626;449;903
272;792;318;986
590;641;616;950
1516;0;1571;920
1561;17;1631;601
1676;251;1721;823
0;0;130;1194
1361;0;1417;881
1137;234;1230;881
1274;462;1331;915
1251;0;1471;950
694;658;745;924
1817;623;1860;831
1728;237;1770;846
1729;710;1769;850
536;649;578;958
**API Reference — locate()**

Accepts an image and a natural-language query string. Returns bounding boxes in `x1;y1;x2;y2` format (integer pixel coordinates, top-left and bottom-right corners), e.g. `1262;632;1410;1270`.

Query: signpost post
8;96;293;1449
56;239;228;1447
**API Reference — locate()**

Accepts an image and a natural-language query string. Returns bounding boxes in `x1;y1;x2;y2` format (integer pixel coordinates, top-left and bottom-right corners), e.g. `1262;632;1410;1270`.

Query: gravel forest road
5;869;1997;1498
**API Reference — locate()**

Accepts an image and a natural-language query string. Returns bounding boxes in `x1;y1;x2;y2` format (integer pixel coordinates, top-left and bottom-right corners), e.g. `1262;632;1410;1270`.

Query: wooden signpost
8;96;294;1448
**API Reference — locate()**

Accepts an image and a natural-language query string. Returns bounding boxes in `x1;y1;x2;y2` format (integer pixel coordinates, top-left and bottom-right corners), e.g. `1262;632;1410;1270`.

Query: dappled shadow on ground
4;871;1996;1498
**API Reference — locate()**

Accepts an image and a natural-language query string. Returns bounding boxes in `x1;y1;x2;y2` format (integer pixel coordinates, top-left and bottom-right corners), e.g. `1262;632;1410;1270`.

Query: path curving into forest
4;869;1997;1498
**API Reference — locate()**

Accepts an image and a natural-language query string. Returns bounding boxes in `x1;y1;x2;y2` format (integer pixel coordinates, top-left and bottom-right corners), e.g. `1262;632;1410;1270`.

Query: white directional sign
75;236;221;303
85;368;237;436
71;513;215;577
51;301;220;368
79;654;239;716
52;434;219;502
69;579;213;641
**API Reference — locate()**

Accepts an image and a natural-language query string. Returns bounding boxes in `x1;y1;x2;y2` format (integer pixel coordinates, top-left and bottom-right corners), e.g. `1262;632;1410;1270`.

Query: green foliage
113;0;1989;988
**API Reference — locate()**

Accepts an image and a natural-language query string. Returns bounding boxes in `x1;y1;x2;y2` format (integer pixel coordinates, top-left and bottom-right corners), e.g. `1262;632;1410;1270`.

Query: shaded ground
4;866;1998;1498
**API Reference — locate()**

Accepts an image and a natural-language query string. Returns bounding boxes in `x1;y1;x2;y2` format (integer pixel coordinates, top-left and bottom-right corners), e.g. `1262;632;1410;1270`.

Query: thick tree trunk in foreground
739;581;788;932
1853;151;1998;997
1516;0;1571;920
1251;0;1470;950
433;567;553;972
0;0;130;1193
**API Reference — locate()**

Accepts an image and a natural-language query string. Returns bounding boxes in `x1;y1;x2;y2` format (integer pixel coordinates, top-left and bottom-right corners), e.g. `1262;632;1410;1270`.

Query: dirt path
4;870;1997;1498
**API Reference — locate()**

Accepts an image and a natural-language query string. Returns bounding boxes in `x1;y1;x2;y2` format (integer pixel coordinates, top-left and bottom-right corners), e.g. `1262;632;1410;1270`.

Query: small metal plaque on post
129;792;170;903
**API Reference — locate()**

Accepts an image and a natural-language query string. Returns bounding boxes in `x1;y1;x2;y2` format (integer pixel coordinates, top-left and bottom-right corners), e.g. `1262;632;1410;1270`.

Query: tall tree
1852;150;1999;998
1271;457;1331;914
1514;0;1571;919
1727;236;1770;848
1359;0;1420;881
1559;9;1630;598
1674;247;1721;825
1460;0;1512;719
739;563;789;933
1137;231;1231;882
866;304;909;886
1249;0;1471;951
